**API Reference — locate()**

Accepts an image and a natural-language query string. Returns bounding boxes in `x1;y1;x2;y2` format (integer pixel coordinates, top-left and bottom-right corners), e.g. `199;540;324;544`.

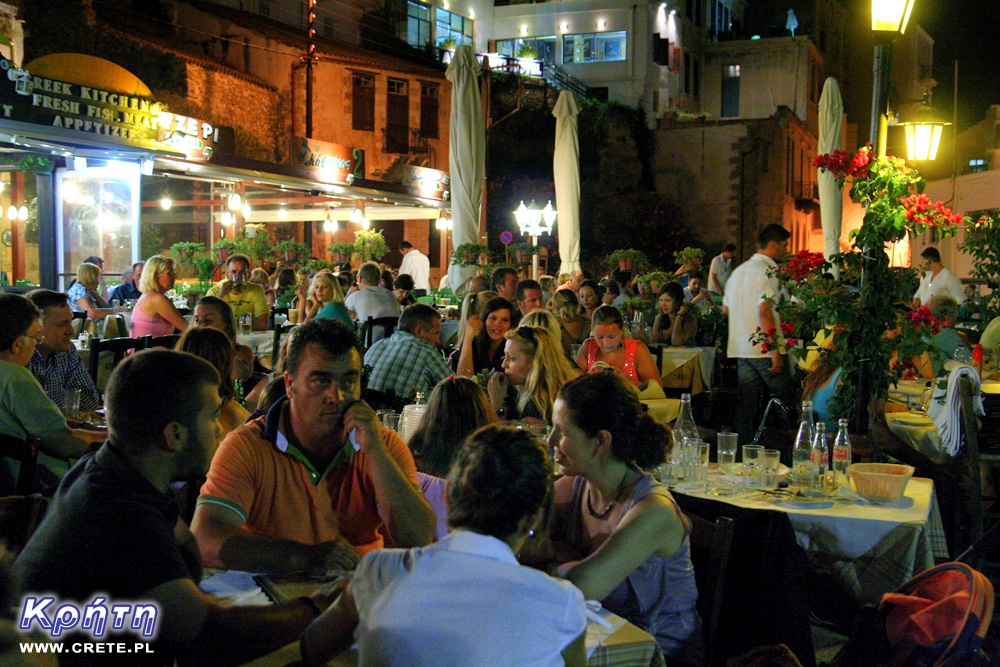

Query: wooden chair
144;333;181;349
271;325;291;370
362;316;399;349
102;314;127;338
0;434;40;496
72;312;88;335
0;494;49;552
87;335;145;387
268;307;289;330
687;513;735;667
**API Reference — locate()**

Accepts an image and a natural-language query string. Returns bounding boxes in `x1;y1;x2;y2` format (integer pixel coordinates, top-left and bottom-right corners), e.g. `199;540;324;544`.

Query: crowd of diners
0;227;972;666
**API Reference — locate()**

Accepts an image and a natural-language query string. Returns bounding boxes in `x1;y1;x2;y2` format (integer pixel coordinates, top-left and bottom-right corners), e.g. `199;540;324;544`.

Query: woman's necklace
586;468;631;520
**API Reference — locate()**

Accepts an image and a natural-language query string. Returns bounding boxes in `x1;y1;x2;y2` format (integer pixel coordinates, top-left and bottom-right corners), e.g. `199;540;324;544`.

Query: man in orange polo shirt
192;318;435;574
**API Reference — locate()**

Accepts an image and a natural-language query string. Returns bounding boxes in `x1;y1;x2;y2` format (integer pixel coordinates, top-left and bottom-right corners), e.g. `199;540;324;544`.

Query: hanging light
17;206;28;221
159;198;173;210
350;202;364;224
872;0;915;38
323;209;334;232
361;216;371;230
6;205;15;220
897;101;951;162
278;206;288;220
221;211;234;226
242;203;252;220
227;192;242;210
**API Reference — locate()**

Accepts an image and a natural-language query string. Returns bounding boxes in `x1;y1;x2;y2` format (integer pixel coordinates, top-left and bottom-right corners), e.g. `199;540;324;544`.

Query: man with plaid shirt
364;304;450;401
27;289;99;412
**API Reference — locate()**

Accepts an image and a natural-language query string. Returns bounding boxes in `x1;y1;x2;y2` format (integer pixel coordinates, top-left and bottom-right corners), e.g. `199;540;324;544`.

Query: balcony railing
381;127;431;155
438;48;595;99
793;181;819;201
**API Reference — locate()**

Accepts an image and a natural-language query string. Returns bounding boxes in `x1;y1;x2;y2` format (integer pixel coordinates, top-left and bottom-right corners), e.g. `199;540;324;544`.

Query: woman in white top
300;425;587;667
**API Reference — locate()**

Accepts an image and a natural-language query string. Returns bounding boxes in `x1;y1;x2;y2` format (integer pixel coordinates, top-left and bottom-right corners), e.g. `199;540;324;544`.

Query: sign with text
290;136;364;184
397;164;450;201
0;58;163;146
156;112;231;160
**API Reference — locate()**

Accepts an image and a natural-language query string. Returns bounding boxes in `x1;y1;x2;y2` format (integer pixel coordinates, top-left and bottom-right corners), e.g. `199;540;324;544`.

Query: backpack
837;562;994;667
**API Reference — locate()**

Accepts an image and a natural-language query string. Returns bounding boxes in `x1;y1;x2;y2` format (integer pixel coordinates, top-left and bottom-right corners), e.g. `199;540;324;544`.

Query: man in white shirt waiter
723;224;792;443
709;243;737;296
398;241;431;297
911;246;965;309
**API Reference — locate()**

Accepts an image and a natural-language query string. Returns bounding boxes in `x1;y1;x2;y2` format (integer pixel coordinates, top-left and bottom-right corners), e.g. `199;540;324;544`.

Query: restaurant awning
154;154;450;217
0;118;185;162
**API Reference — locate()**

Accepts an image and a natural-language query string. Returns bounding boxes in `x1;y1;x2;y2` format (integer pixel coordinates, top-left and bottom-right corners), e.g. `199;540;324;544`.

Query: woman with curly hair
540;372;701;662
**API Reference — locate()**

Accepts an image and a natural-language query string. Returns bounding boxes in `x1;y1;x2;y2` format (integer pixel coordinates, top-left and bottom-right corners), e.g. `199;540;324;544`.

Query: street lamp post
513;200;557;280
857;0;916;430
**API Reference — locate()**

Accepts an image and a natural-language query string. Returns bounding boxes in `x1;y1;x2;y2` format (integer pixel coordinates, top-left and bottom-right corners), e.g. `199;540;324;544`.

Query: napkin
199;570;271;605
926;361;984;457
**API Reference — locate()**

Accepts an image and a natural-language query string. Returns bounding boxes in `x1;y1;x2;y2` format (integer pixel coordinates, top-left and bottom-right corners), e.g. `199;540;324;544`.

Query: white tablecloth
674;474;947;603
237;331;276;358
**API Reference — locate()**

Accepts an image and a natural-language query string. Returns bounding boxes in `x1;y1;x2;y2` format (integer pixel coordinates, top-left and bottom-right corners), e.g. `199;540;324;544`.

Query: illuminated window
562;31;627;63
436;7;473;48
407;2;432;47
496;36;557;65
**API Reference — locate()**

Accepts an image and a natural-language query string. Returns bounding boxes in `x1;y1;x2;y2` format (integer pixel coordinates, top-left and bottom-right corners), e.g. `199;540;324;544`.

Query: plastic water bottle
791;400;814;484
954;344;972;365
832;418;851;488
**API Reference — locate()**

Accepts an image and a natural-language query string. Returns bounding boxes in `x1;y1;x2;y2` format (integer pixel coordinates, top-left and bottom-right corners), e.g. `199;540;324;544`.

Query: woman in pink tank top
129;256;189;338
575;305;660;387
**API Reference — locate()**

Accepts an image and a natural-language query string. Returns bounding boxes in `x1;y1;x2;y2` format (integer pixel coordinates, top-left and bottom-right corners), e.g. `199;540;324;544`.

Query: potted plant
170;241;205;263
353;229;390;263
452;243;491;266
233;225;273;266
619;297;649;320
307;258;336;273
192;257;219;286
753;145;965;428
182;280;214;309
213;239;238;262
672;246;705;275
275;239;310;262
605;249;649;272
642;270;672;294
327;242;356;264
508;242;537;264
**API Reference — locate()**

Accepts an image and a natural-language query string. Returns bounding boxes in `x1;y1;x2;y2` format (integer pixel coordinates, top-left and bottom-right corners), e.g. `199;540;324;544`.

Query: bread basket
848;463;914;503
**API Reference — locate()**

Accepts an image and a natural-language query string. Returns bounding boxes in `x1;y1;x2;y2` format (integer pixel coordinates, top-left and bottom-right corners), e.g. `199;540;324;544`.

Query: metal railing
792;181;819;200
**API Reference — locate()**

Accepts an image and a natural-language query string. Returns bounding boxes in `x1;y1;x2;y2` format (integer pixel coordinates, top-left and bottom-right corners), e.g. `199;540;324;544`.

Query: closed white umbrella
553;90;581;274
818;77;844;273
446;46;485;290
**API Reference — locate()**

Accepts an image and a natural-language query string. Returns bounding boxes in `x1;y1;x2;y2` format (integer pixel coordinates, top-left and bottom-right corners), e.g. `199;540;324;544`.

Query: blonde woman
549;288;590;347
521;309;574;359
67;262;113;321
130;256;189;338
488;325;580;423
297;271;351;327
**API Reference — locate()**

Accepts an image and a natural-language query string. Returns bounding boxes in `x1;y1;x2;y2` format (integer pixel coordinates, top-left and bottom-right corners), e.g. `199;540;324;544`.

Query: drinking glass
742;445;763;490
62;388;82;421
760;449;781;491
238;313;252;333
379;411;401;432
717;431;739;475
692;442;710;490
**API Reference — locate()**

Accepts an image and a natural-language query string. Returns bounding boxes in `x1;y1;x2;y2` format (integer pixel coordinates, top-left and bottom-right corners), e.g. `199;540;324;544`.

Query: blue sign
499;231;513;246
